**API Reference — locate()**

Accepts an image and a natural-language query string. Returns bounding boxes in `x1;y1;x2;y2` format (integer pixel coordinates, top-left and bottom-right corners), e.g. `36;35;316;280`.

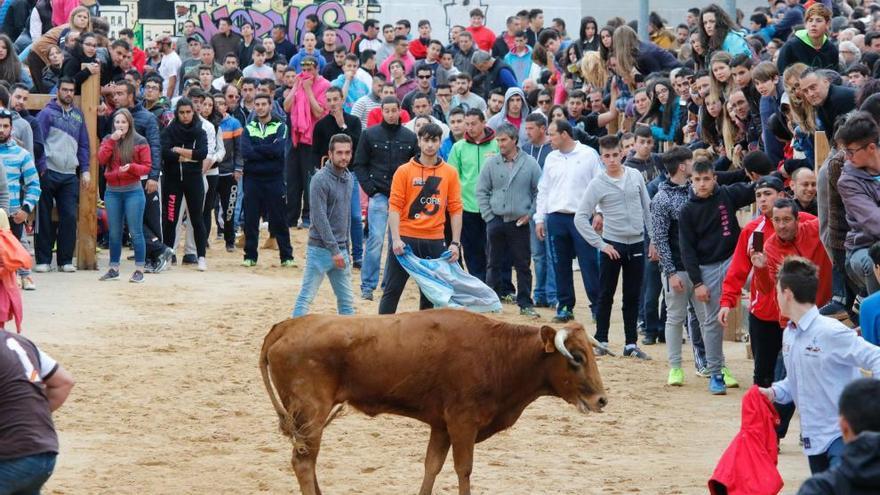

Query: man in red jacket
752;198;833;325
119;29;145;74
466;8;496;52
718;175;787;388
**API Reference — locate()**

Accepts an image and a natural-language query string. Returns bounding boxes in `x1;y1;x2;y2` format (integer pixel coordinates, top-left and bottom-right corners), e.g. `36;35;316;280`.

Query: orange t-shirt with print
388;158;463;240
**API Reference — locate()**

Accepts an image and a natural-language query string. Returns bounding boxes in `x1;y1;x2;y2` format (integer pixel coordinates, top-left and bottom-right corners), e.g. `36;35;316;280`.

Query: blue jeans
641;257;666;337
104;186;146;267
530;220;556;304
293;245;355;316
360;194;389;294
808;437;845;474
546;212;599;317
0;452;57;495
350;175;364;264
846;247;880;296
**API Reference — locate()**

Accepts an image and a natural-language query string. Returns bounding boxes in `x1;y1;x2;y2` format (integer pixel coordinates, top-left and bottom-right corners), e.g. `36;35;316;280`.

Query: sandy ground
18;230;811;494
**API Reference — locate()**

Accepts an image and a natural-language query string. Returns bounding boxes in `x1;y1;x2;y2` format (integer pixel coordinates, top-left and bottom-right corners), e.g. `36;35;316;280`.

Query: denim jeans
546;213;599;317
36;170;78;266
530;220;556;304
641;256;666;337
0;452;57;495
808;437;845;474
293;245;355;317
361;193;389;295
846;247;880;296
105;186;147;267
350;175;364;264
594;240;644;345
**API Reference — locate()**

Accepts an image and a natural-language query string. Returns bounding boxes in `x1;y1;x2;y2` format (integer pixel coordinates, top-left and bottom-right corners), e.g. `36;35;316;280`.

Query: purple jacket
838;162;880;251
35;99;90;175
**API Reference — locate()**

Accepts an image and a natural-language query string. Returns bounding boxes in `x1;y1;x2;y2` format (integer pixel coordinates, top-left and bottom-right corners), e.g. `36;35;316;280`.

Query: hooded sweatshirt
448;127;499;213
486;87;531;144
838;162;880;251
36;99;89;175
503;45;534;85
678;182;756;285
650;178;690;276
776;29;840;73
797;431;880;495
160;117;208;174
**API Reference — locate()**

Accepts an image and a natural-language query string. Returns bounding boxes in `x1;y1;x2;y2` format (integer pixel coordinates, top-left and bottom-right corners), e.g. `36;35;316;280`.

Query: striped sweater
0;139;39;215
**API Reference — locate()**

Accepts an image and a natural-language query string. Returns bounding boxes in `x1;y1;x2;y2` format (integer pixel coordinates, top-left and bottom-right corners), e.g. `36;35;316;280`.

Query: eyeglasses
538;99;551;105
844;143;872;158
418;75;432;79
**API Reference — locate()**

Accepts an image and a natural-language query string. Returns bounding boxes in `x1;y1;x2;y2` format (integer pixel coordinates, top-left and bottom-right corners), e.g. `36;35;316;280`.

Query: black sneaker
642;335;658;346
181;254;198;265
155;248;173;273
171;254;177;265
594;342;610;356
552;307;574;323
129;270;144;283
99;268;120;281
143;261;158;274
624;346;652;360
225;244;235;253
353;260;362;269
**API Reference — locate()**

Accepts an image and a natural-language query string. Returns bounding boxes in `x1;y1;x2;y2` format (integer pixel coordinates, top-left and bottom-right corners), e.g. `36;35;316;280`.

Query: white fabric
159;51;182;98
534;142;601;223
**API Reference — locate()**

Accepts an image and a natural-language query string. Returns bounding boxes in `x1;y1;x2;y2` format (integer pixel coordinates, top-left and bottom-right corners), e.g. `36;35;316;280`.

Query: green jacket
448;127;499;213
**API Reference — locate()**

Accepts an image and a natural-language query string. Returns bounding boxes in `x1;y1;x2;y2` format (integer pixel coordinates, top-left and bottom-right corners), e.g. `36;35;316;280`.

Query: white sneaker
61;264;77;273
21;276;36;291
197;257;207;272
33;264;50;273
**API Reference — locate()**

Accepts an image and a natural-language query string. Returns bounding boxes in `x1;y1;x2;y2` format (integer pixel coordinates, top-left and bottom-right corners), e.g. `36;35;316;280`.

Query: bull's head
540;323;608;414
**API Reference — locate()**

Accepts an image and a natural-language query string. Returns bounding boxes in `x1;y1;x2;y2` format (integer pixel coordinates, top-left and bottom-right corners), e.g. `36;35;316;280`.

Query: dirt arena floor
22;231;810;494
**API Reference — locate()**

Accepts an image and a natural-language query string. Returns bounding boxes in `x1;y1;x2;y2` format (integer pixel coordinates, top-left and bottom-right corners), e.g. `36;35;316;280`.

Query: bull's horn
586;333;617;357
554;329;576;362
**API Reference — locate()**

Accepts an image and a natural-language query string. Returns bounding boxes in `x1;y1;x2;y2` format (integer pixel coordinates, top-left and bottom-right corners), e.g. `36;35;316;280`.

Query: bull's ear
540;326;557;353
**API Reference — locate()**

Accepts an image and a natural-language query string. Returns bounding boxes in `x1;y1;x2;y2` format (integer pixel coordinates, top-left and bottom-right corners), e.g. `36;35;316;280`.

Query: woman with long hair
160;98;209;271
699;3;751;59
197;94;224;247
0;35;22;84
721;96;746;167
613;26;680;88
58;6;92;51
647;78;682;146
61;31;100;94
689;30;708;70
579;16;600;52
631;88;654;129
699;93;725;151
782;62;817;134
563;43;585;88
709;51;734;98
97;109;151;282
580;51;609;91
598;26;615;63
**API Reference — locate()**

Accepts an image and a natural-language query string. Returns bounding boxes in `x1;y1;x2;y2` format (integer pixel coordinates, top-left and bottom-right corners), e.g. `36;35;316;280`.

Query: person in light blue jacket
699;4;753;60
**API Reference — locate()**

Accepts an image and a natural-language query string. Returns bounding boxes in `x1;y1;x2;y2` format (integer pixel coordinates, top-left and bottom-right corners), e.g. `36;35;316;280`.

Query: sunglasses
538;99;551;104
417;75;432;79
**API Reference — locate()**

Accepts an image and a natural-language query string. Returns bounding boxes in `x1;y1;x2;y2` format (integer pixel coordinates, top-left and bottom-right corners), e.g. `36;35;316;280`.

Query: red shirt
409;38;429;59
752;215;832;327
131;47;146;74
720;214;778;322
466;26;497;52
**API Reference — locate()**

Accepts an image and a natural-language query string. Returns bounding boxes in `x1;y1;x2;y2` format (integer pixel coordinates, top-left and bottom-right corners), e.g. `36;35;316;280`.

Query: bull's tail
260;321;296;438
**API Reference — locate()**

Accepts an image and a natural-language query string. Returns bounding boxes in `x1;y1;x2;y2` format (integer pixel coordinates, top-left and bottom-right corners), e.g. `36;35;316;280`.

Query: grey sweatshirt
574;166;652;250
307;164;352;255
476;151;541;223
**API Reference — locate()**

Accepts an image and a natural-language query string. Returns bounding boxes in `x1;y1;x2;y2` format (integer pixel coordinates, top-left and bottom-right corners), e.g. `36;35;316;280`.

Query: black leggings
201;174;219;240
217;175;238;247
748;313;783;388
163;166;206;257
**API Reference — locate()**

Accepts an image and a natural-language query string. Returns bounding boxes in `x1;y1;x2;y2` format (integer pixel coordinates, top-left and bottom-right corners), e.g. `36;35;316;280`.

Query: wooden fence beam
76;74;100;270
815;131;830;172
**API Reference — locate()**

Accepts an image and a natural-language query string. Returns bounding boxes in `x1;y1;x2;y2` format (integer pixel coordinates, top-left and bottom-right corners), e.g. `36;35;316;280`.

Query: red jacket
466;25;496;52
409;37;429;60
720;214;778;322
709;386;783;495
753;216;832;327
366;108;410;128
98;134;152;187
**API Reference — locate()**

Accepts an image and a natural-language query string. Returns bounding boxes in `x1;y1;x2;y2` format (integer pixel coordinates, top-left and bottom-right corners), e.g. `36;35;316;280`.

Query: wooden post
815;131;830;172
76;74;100;270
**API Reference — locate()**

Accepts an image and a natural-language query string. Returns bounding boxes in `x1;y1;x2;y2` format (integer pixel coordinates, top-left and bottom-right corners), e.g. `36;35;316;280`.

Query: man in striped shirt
0;109;33;288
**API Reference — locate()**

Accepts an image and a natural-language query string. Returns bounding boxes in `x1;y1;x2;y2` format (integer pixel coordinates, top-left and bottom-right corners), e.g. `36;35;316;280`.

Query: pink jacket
290;73;329;147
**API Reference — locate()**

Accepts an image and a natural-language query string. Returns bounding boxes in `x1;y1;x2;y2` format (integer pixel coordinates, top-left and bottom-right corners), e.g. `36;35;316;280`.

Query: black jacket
61;50;97;94
776;31;840;73
818;84;856;137
635;41;681;77
797;432;880;495
160;119;208;173
312;112;361;162
352;121;418;197
1;0;34;42
678;182;755;285
472;59;516;100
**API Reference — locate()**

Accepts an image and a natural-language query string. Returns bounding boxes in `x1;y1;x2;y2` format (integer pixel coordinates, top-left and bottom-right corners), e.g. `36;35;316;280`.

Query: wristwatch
449;241;461;248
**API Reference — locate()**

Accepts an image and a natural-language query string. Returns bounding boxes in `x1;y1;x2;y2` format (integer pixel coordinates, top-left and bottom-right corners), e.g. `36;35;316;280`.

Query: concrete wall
581;0;767;31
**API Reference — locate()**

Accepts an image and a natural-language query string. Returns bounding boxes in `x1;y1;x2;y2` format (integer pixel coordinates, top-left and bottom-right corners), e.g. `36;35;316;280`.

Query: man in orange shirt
379;123;464;314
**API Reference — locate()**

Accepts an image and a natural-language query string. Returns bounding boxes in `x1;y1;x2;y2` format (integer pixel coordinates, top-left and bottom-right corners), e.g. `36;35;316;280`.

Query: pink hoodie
290;73;329;147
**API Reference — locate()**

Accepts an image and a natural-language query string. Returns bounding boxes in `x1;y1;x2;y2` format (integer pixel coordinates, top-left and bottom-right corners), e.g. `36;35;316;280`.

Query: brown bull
260;308;609;495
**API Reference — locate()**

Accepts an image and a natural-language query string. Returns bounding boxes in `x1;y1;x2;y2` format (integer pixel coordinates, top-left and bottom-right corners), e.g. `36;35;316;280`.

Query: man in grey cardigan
476;123;541;317
575;135;653;360
292;134;355;317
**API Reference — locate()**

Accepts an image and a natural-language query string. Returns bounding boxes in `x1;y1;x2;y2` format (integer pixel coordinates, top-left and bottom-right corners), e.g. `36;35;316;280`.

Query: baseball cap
754;175;784;192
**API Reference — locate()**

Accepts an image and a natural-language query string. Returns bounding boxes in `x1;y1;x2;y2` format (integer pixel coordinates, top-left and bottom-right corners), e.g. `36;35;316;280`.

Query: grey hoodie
476;150;541;223
487;87;531;144
11;111;33;156
574;166;652;250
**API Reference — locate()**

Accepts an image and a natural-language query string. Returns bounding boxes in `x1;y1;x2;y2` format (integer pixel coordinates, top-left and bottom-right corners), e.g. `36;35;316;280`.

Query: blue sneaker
552;307;574;323
709;374;727;395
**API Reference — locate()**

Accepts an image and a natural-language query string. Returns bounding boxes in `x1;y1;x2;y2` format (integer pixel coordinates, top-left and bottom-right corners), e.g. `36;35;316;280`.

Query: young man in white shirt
760;257;880;474
533;119;601;323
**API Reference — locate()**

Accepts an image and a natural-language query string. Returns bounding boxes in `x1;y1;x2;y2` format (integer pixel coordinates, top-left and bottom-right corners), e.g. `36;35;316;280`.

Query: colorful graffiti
181;1;366;50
